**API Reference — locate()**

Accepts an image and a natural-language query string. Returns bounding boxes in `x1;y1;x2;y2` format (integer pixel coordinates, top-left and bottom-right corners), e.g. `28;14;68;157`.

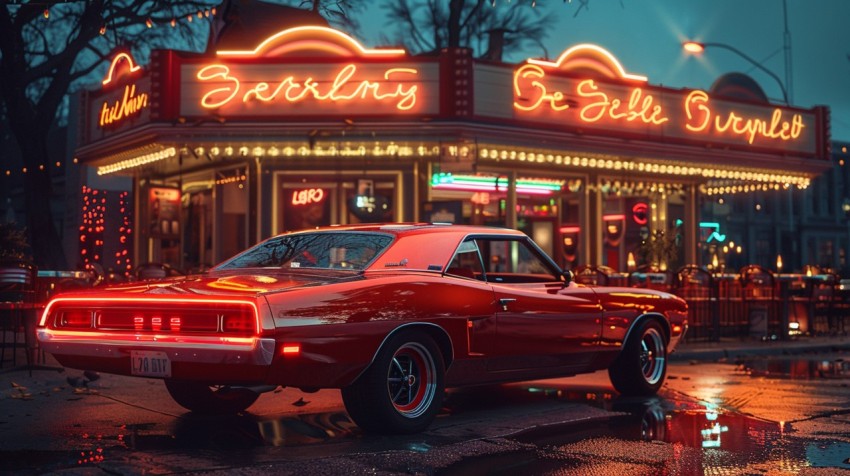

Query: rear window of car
215;232;393;271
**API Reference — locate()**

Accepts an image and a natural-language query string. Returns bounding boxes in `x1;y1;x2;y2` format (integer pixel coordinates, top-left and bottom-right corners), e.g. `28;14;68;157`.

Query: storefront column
506;171;517;230
254;157;264;241
247;157;260;246
132;176;144;265
413;160;420;222
685;185;698;266
587;179;602;266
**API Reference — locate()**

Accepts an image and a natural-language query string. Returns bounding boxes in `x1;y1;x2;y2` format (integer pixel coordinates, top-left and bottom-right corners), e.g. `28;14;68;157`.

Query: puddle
742;357;850;379
440;388;850;475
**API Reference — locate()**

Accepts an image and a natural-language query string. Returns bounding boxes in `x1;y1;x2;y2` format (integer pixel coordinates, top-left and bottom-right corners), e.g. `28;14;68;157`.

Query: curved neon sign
216;26;406;58
527;43;648;82
196;63;419;111
102;52;142;85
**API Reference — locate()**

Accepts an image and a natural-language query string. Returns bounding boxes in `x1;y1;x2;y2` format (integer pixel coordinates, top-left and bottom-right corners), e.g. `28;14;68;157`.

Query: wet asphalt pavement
1;337;849;475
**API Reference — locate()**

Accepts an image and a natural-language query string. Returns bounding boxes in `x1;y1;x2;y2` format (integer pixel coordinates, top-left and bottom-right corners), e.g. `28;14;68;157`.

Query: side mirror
562;270;573;286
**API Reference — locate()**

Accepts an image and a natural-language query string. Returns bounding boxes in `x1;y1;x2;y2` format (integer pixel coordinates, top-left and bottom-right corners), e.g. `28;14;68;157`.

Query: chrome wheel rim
640;328;666;385
387;342;436;419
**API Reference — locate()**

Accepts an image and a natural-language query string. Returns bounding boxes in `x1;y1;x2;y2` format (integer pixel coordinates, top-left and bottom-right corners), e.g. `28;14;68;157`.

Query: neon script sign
513;63;810;150
100;84;149;127
98;53;149;128
196;63;420;111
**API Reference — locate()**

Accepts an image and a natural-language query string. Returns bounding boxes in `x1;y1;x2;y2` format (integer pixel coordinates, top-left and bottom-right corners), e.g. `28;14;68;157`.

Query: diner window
346;179;394;224
182;188;212;272
276;173;401;234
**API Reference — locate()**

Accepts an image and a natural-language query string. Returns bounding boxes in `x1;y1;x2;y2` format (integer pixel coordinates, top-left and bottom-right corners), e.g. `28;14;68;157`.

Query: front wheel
164;380;259;414
342;330;445;434
608;319;668;396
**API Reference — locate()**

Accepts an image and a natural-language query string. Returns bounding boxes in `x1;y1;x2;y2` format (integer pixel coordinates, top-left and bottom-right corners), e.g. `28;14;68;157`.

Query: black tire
164;380;259;414
608;319;668;396
341;330;445;434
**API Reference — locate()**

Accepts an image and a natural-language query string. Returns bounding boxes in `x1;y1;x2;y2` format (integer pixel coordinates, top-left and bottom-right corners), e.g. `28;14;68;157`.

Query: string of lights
35;4;218;35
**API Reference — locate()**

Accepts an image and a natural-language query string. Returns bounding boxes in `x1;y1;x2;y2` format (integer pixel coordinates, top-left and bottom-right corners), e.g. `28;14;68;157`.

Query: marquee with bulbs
72;24;831;270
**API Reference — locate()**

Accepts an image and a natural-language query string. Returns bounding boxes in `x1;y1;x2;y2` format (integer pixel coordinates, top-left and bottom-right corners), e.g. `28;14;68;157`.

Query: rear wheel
164;380;259;414
342;330;445;434
609;319;668;396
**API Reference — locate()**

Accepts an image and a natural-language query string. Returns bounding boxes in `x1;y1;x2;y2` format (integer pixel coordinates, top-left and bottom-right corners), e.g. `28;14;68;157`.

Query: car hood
54;269;363;299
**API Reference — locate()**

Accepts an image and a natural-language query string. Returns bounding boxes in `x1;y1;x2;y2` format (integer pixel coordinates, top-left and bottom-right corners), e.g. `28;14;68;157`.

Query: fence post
779;277;790;341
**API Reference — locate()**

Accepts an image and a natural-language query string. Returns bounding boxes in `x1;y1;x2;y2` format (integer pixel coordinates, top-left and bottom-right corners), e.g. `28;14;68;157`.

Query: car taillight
222;312;256;334
59;311;92;328
48;300;259;336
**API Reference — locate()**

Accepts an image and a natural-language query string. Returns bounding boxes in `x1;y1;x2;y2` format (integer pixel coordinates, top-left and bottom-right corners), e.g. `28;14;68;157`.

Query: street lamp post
683;38;798;272
682;40;789;105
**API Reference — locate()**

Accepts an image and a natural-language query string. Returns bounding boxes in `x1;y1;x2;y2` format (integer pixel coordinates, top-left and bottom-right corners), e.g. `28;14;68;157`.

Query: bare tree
275;0;366;34
0;1;219;269
380;0;556;59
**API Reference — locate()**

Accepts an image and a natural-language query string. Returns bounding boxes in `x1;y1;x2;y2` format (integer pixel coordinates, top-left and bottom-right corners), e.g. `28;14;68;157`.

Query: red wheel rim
386;342;436;418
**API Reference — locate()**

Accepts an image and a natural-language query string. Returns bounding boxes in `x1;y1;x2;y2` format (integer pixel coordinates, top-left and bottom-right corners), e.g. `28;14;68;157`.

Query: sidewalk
671;335;850;362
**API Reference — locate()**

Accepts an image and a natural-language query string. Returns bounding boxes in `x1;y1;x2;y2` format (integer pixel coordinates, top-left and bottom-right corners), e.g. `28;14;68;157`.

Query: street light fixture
682;40;789;105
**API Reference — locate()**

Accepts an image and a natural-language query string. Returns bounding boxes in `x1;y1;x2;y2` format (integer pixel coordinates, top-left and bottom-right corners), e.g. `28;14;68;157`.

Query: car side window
475;238;560;283
445;240;485;280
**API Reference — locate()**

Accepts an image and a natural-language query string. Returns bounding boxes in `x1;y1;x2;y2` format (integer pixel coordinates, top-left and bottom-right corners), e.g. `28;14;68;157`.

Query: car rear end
37;294;276;384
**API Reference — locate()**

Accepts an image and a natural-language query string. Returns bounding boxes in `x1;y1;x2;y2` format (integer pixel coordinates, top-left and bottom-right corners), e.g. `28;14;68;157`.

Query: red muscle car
38;224;687;434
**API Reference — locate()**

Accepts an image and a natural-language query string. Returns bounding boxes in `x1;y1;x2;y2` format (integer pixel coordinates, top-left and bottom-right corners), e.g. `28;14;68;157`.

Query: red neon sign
632;203;649;225
291;188;325;206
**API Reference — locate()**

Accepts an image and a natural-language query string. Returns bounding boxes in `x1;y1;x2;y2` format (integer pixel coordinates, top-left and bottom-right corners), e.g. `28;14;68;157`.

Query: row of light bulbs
199;144;443;159
478;147;811;188
700;182;796;196
95;141;812;197
97;147;177;176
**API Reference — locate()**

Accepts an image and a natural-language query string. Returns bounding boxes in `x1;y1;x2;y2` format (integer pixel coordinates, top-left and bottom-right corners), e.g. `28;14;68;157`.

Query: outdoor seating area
0;261;184;371
579;264;849;341
0;261;39;370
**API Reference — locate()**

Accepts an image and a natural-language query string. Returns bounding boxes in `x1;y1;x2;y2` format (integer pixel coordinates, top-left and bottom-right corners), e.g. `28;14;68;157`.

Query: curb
670;338;850;362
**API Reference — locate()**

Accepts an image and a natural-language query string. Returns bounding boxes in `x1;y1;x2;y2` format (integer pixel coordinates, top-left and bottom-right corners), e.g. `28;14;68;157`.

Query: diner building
71;11;831;277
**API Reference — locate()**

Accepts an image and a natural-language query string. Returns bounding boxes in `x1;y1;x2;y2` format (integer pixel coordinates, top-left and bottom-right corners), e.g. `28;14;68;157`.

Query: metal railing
576;264;849;341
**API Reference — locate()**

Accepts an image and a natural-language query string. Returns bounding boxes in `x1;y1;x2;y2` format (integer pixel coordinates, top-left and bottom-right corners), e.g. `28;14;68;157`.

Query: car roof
301;223;525;237
289;223;528;272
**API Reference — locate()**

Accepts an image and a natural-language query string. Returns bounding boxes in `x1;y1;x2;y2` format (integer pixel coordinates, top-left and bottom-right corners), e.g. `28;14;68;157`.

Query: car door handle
498;298;517;311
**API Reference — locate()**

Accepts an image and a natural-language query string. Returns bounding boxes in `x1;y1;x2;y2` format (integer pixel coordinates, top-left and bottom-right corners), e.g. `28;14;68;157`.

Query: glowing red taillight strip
41;328;259;347
39;296;262;335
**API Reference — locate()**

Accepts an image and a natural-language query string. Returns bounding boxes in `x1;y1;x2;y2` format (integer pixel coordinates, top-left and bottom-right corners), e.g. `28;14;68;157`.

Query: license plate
130;350;171;378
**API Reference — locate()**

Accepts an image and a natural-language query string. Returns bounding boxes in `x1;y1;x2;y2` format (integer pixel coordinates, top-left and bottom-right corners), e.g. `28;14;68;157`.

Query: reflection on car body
38;223;688;434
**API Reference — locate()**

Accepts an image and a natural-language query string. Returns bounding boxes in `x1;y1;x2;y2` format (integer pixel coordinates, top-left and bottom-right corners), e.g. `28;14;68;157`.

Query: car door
476;237;603;372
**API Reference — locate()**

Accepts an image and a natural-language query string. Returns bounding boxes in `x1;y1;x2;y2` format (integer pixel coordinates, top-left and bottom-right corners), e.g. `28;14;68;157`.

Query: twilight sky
362;0;850;142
